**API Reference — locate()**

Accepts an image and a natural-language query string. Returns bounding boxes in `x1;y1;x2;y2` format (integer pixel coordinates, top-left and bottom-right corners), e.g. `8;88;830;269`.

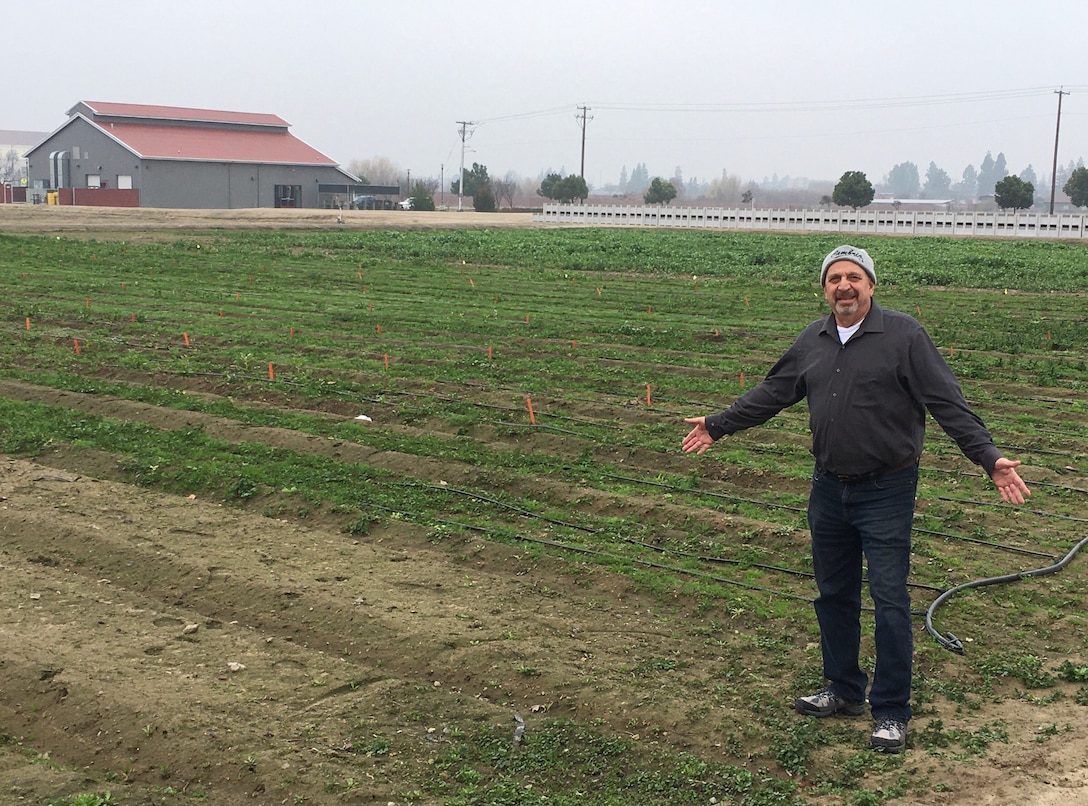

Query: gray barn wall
137;162;355;208
25;118;135;191
142;162;355;208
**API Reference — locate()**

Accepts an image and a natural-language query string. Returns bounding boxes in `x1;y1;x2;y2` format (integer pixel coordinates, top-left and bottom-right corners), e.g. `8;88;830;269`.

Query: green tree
554;175;588;204
537;172;562;200
1064;166;1088;207
885;162;920;197
831;171;875;209
643;177;677;205
538;173;587;203
959;164;978;199
921;161;952;198
627;163;650;195
473;182;496;212
976;151;1008;198
406;181;435;211
451;162;489;197
994;175;1034;210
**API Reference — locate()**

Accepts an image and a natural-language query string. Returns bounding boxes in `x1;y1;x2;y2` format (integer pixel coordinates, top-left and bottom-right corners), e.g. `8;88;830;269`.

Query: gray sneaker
794;687;865;717
870;718;908;753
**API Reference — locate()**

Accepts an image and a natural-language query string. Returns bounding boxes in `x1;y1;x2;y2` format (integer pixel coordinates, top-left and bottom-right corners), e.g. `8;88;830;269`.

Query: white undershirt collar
837;318;864;344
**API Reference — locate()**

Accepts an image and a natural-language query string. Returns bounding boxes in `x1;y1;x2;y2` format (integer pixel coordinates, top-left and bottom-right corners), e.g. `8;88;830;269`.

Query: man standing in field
680;244;1030;753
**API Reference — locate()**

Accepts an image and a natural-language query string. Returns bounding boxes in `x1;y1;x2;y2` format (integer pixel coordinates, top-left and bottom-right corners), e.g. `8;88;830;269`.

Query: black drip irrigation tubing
926;534;1088;655
399;482;943;608
396;474;1088;636
369;500;822;606
932;495;1088;524
599;469;1061;560
910;527;1054;559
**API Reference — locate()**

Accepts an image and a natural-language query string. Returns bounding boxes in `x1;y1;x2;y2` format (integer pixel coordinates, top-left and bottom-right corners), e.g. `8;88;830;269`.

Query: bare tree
491;171;518;209
704;169;743;204
2;147;21;184
517;175;541;199
346;156;401;185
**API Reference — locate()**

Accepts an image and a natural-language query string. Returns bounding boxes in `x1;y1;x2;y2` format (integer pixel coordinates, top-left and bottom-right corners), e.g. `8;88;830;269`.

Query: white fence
533;204;1088;239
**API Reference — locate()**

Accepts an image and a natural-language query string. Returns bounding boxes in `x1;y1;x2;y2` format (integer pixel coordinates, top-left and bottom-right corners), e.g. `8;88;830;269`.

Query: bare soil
1;205;1086;805
0;204;537;238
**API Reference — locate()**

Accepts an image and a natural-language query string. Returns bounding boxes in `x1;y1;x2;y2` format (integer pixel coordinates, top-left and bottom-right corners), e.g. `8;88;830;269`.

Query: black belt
821;457;918;483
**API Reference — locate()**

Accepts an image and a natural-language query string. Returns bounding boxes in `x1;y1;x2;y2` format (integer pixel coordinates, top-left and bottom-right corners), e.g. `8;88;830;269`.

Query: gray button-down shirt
703;301;1002;477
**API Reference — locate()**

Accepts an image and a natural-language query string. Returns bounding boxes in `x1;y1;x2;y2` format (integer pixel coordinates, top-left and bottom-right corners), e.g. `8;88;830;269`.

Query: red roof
99;121;338;165
64;101;338;166
76;101;289;128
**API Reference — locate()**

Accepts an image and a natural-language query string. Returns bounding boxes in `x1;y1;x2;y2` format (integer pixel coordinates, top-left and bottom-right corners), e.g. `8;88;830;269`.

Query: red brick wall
56;188;140;207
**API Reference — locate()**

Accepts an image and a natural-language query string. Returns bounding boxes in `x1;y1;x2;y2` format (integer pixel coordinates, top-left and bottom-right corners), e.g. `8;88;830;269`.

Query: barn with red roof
24;101;374;209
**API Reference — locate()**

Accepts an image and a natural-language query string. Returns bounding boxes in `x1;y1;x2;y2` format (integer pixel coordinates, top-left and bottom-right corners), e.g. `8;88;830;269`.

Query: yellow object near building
47;191;58;205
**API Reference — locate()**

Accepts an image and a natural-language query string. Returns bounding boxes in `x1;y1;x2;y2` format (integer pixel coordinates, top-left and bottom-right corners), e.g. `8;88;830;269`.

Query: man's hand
990;457;1031;505
682;417;715;455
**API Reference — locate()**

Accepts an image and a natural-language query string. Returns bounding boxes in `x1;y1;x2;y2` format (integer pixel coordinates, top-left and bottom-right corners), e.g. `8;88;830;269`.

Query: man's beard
834;294;858;314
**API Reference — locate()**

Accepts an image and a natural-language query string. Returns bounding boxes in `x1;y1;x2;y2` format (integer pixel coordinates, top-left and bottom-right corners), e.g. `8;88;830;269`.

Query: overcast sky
7;0;1087;189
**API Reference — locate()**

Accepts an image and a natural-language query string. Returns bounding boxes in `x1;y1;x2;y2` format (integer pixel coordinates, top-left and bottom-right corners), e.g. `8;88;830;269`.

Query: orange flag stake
526;396;536;425
24;318;30;330
73;339;81;355
268;363;275;380
739;372;745;388
383;353;389;370
646;384;652;407
183;333;190;347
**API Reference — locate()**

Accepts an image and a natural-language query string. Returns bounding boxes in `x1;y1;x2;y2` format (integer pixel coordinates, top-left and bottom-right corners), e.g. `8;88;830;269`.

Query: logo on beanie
820;244;875;285
831;247;865;263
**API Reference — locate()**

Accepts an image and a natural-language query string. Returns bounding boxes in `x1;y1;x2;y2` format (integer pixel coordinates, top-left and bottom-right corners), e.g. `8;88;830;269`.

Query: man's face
823;260;874;325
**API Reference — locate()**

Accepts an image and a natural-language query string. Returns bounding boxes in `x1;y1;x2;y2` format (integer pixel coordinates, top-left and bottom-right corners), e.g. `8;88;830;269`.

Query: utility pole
1050;87;1070;215
576;105;593;180
456;121;476;212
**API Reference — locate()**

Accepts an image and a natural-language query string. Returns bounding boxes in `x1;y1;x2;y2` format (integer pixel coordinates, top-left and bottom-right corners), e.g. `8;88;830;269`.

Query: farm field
1;207;1087;805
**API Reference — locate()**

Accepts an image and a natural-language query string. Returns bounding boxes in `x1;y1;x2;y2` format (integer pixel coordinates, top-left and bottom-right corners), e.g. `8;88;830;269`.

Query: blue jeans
808;463;918;723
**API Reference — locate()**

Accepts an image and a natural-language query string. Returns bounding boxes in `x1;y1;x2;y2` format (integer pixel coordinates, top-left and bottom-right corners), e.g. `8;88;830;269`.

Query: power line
587;86;1080;114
